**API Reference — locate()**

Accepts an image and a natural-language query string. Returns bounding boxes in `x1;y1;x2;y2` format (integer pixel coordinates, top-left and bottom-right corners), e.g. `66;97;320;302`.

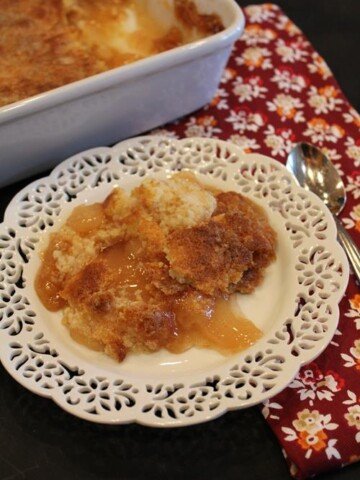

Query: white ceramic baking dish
0;0;244;187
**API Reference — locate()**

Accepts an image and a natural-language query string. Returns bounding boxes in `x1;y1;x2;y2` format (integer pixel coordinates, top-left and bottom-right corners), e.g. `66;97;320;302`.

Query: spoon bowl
287;142;346;215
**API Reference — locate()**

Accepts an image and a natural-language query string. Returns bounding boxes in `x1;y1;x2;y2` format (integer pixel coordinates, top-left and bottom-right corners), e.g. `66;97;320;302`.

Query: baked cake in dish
0;0;224;107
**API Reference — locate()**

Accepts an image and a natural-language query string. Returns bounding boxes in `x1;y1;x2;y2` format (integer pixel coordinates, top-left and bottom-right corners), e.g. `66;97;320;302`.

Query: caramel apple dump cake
35;173;277;361
0;0;224;107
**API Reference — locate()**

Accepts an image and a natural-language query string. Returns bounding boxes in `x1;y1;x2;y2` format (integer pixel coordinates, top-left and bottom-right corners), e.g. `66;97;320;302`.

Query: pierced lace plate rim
0;136;349;427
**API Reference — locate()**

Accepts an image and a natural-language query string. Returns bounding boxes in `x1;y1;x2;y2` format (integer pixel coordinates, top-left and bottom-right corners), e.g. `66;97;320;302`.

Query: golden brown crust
166;191;276;296
152;27;184;53
174;0;224;34
0;0;224;107
0;0;102;107
166;217;253;295
61;261;106;305
214;192;277;293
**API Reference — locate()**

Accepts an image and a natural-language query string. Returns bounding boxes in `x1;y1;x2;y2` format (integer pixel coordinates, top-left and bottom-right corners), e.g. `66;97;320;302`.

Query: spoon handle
335;216;360;283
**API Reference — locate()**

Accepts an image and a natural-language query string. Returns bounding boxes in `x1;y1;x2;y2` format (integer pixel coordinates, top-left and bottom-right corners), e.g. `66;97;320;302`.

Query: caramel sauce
101;240;149;300
170;294;262;354
65;203;105;235
36;199;262;356
35;237;67;311
35;203;105;310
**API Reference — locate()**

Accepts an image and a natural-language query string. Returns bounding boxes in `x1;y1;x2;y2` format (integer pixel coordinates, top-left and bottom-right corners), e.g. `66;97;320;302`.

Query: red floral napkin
149;3;360;478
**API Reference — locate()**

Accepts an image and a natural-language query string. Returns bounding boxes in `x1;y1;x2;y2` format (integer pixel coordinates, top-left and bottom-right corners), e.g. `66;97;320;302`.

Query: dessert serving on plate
0;137;348;426
36;172;276;361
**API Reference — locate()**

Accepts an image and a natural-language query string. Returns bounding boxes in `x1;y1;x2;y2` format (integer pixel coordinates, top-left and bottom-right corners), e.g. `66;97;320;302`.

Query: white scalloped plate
0;136;349;427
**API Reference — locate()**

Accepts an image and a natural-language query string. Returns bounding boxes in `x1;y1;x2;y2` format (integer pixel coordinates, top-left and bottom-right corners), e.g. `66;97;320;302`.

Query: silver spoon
287;142;360;282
